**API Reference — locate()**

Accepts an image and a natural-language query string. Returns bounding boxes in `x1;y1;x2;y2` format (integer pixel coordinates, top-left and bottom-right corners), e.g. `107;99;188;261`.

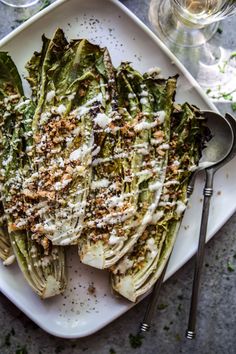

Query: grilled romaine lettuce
0;48;67;297
24;35;117;245
79;65;177;268
2;99;67;298
0;52;23;265
111;103;206;301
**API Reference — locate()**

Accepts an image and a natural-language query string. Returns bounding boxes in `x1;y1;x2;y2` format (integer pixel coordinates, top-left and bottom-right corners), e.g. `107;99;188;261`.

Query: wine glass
0;0;39;7
149;0;236;47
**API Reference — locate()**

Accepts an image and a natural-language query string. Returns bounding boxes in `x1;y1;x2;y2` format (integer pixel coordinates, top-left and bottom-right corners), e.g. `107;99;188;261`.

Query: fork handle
140;261;169;332
187;170;199;197
186;168;214;339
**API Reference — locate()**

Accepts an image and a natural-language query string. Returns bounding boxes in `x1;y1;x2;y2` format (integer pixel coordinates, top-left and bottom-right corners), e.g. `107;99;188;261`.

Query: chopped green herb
227;262;235;272
212;88;236;101
206;88;211;95
109;349;116;354
222;93;233;101
129;333;143;349
157;303;168;310
230;52;236;59
218;61;227;74
16;347;28;354
231;102;236;112
163;325;170;331
39;0;51;11
177;303;182;312
217;27;223;34
177;294;183;301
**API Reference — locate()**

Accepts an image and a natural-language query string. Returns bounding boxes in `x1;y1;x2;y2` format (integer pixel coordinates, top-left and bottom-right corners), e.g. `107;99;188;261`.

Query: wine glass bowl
172;0;236;28
0;0;39;8
149;0;236;47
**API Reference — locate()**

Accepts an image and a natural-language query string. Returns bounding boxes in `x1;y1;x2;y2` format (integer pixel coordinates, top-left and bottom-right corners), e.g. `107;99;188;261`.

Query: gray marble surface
0;1;236;353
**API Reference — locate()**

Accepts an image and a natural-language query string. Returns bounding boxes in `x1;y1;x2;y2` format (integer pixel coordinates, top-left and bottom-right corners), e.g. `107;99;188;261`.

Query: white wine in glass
149;0;236;47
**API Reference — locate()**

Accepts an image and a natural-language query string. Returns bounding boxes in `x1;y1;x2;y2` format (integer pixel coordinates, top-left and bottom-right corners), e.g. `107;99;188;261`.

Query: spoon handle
186;168;214;339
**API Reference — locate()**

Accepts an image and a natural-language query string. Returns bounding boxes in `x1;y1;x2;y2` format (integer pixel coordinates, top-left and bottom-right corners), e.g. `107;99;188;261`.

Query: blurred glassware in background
149;0;236;47
0;0;39;7
149;0;236;114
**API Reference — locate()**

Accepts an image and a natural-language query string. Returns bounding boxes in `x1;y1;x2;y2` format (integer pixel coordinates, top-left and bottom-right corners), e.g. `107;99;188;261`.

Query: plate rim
1;0;231;339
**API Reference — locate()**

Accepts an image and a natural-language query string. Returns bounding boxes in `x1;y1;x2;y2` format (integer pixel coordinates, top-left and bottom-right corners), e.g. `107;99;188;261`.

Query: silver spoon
139;111;234;334
186;112;236;339
187;111;235;196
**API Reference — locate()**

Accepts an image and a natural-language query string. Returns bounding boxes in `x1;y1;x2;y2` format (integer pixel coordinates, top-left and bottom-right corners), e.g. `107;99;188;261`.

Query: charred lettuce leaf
0;52;24;265
0;47;67;297
111;103;206;302
79;66;177;269
24;37;114;246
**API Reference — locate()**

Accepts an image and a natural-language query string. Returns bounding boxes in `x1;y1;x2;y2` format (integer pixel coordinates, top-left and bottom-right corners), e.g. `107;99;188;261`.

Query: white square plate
1;0;236;338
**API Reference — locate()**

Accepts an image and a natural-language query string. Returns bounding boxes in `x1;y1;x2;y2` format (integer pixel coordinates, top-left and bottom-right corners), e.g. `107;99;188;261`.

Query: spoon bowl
200;110;234;168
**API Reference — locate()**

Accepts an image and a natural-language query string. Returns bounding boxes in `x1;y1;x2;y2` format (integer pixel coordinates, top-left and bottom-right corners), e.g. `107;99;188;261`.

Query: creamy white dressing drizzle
74;93;103;118
105;193;134;208
134;120;157;132
94;113;111;129
176;200;186;216
3;254;16;266
149;181;162;191
155;110;166;124
46;90;55;102
91;178;110;190
69;144;93;161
